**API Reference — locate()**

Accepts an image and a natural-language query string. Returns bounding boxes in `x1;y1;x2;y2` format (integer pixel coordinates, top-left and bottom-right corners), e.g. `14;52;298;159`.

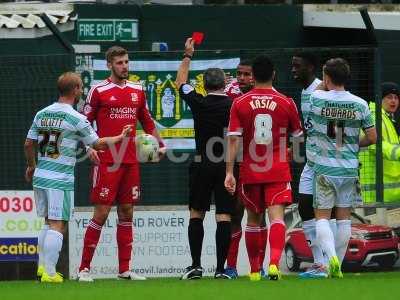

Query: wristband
183;53;193;60
159;140;165;148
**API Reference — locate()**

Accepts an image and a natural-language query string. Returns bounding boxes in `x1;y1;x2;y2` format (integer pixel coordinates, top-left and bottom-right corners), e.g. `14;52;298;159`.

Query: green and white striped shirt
301;78;322;166
309;90;374;177
27;102;99;190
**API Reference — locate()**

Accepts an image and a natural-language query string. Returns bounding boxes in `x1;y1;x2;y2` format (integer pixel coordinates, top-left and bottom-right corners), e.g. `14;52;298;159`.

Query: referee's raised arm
176;38;204;107
175;37;195;89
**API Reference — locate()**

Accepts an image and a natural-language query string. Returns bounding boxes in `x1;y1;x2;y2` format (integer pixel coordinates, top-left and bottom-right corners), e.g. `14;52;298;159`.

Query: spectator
360;82;400;203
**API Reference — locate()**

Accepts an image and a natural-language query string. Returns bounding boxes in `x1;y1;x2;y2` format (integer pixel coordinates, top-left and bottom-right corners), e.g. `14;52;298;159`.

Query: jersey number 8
254;114;272;145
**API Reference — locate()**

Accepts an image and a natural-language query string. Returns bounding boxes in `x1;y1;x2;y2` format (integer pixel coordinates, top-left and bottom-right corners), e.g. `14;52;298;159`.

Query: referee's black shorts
189;161;234;214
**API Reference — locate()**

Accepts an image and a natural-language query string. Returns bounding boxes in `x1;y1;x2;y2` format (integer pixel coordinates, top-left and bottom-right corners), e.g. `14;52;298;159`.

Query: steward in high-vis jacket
360;82;400;203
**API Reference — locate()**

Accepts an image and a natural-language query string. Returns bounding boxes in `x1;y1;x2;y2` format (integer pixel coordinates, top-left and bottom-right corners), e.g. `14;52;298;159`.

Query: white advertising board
0;191;44;238
69;209;251;279
0;191;44;261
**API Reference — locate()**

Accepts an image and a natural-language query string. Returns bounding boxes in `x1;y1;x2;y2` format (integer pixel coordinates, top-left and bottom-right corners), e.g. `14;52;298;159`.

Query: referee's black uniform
179;84;235;215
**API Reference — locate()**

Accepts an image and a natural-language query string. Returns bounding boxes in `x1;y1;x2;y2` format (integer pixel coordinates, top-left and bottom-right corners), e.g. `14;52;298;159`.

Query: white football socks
44;229;63;276
335;219;351;265
321;219;338;265
38;224;49;266
316;219;336;260
329;219;337;238
303;219;325;265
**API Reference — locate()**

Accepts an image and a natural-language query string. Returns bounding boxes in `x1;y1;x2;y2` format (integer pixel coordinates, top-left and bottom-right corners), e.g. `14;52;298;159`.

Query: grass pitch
1;272;399;300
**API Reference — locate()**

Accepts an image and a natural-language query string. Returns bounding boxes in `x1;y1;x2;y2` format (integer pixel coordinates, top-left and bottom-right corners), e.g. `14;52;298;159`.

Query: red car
285;210;399;271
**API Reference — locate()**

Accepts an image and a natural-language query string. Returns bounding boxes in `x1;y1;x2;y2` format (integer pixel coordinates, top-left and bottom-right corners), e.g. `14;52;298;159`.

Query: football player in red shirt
224;59;271;279
77;46;165;282
225;59;253;100
225;54;302;281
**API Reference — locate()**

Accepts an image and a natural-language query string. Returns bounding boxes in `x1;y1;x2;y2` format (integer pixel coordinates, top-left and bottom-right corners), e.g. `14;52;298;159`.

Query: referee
176;38;234;280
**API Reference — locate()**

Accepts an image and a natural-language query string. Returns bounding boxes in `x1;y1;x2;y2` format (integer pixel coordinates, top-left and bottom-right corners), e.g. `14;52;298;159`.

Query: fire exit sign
77;19;139;42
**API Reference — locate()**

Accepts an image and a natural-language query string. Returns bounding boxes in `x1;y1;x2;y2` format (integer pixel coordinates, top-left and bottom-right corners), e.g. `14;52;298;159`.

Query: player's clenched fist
224;173;236;195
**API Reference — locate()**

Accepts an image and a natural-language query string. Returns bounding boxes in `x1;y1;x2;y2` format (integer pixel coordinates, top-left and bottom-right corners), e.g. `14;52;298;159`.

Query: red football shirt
224;81;243;100
82;78;156;164
228;87;302;184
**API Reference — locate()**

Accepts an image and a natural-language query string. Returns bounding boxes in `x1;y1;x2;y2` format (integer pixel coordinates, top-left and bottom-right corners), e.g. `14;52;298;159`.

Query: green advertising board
77;19;138;42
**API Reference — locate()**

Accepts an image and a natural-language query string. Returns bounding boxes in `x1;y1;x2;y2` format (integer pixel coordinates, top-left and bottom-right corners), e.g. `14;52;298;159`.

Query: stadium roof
304;4;400;31
0;2;76;38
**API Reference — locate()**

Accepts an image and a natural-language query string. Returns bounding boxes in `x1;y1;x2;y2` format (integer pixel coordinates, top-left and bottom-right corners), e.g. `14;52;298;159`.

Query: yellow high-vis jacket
359;102;400;203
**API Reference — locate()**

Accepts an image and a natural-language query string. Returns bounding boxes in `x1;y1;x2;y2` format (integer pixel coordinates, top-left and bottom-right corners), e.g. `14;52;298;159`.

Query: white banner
0;191;44;238
69;209;250;279
92;58;240;72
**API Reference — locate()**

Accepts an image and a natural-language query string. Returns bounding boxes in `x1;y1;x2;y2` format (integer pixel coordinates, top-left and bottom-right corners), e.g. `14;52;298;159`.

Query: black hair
252;54;274;83
293;52;319;70
238;58;253;67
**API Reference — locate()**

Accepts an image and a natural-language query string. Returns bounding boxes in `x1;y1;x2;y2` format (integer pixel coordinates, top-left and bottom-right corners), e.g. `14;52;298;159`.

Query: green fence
2;46;396;206
0;54;74;190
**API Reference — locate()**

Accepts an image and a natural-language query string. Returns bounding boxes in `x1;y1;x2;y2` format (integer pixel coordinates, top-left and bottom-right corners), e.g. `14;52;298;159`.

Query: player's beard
112;67;129;80
240;84;252;93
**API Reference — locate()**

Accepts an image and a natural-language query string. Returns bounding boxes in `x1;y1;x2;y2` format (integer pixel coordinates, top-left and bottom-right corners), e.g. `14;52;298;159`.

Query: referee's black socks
216;221;231;273
188;218;204;268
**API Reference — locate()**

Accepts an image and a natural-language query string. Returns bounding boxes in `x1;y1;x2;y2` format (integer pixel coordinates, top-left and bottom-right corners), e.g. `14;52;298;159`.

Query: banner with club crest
76;54;240;150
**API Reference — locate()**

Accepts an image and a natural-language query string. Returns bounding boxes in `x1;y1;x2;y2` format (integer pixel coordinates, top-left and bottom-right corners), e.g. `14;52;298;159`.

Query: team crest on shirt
225;81;242;97
131;93;139;103
99;187;110;199
83;104;92;115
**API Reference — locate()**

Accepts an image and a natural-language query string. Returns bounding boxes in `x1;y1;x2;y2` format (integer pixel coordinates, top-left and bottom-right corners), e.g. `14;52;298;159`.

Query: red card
192;32;204;45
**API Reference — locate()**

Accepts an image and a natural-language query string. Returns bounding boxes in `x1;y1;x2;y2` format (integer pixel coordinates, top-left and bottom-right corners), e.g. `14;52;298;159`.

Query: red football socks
117;219;133;274
245;225;261;273
79;219;103;272
226;229;242;269
259;226;269;267
269;220;286;266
